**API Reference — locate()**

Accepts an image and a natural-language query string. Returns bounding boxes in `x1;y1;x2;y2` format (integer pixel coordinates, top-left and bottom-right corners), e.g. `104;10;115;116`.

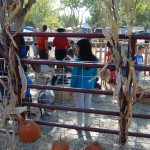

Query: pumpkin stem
17;114;23;124
94;141;99;146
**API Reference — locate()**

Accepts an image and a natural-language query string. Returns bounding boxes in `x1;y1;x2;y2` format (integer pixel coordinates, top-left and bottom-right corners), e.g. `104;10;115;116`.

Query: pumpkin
51;139;69;150
18;120;41;143
88;141;103;150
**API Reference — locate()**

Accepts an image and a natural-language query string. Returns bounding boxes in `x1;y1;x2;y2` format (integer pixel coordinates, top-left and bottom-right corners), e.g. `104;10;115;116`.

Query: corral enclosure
0;33;150;150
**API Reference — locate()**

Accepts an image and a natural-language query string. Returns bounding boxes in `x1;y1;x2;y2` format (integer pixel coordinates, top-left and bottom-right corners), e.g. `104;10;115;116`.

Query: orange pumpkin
18;120;41;143
88;141;103;150
51;139;69;150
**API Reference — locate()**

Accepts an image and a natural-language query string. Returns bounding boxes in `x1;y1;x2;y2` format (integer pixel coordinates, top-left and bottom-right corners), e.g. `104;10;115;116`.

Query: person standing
70;39;98;127
37;25;49;59
22;65;33;118
134;45;144;84
106;41;117;84
52;28;69;62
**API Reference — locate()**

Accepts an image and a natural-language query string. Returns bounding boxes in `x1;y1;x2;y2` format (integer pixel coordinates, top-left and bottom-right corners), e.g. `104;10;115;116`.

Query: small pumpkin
88;141;103;150
18;120;41;143
51;139;69;150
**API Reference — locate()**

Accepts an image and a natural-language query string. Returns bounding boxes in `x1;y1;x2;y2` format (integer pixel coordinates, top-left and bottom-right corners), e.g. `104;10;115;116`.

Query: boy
134;46;144;83
22;65;33;117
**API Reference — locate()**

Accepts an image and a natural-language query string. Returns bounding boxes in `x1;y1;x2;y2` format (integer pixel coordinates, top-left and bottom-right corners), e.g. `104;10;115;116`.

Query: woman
71;39;98;127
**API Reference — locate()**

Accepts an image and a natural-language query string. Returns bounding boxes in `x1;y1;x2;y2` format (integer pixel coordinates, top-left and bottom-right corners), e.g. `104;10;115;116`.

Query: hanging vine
99;0;138;146
89;0;139;146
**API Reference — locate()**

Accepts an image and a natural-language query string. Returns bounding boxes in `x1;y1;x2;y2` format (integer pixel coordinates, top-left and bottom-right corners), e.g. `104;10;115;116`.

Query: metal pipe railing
22;102;150;119
25;84;150;98
13;32;150;40
2;32;150;140
1;58;149;71
34;121;150;138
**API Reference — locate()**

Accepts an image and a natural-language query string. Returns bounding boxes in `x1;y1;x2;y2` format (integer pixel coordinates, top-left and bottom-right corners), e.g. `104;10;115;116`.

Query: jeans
137;72;143;83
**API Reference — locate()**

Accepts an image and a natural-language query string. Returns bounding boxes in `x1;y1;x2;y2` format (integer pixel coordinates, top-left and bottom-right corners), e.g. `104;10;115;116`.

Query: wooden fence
92;41;150;75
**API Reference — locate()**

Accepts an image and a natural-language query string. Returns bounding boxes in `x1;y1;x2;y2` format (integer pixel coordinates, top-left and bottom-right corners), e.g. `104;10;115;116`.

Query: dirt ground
0;48;150;150
0;69;149;150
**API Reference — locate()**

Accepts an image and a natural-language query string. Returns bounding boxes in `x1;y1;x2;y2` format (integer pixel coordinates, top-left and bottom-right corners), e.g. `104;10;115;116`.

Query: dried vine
0;0;35;149
95;0;138;146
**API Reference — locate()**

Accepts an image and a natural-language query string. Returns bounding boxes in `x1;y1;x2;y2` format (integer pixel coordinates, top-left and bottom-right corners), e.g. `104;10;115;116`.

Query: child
22;65;33;117
69;40;77;57
67;48;76;60
71;39;98;128
134;46;144;83
106;41;116;85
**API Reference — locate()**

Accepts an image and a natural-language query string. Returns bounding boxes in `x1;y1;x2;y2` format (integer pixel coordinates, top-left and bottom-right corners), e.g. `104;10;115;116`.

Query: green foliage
118;8;128;26
60;0;82;29
27;0;61;30
135;1;150;29
59;14;79;28
87;0;150;29
86;1;102;26
60;0;95;29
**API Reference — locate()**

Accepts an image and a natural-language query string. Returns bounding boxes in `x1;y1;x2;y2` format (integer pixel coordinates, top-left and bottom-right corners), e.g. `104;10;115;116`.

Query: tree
60;0;96;30
86;1;102;26
59;14;79;28
135;1;150;30
27;0;61;30
0;0;36;30
87;0;150;30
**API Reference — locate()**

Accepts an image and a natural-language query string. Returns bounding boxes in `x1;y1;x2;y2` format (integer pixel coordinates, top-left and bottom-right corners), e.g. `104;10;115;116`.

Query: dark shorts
38;49;48;59
55;49;67;60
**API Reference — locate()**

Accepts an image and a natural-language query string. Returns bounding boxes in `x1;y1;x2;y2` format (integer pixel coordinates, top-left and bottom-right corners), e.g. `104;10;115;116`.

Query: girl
71;39;98;127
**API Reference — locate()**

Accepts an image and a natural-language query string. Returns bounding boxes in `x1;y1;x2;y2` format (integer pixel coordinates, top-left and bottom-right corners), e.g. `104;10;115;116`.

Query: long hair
77;39;97;61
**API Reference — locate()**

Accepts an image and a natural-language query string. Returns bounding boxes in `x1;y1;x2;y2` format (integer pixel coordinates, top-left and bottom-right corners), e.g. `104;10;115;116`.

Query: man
37;25;48;59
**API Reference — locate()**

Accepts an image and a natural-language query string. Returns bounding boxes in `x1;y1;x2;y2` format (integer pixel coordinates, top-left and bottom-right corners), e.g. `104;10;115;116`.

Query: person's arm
142;56;144;65
134;55;137;65
28;76;33;84
66;38;70;49
45;39;48;53
52;38;56;47
134;55;138;74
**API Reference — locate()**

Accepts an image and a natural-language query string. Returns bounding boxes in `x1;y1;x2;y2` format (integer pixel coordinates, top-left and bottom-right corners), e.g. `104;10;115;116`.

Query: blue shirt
25;76;33;95
134;54;143;66
134;54;143;72
71;59;98;89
